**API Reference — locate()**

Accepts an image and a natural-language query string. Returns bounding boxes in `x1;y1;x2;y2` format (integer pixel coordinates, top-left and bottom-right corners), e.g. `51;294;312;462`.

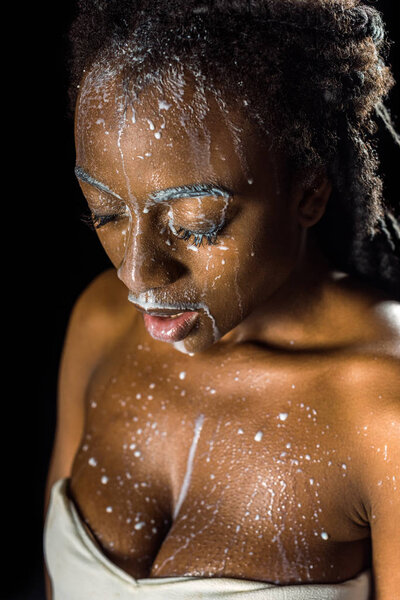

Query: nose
117;226;186;295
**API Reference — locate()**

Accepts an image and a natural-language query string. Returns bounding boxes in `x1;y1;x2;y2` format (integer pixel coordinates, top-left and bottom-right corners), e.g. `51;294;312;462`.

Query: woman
44;0;400;598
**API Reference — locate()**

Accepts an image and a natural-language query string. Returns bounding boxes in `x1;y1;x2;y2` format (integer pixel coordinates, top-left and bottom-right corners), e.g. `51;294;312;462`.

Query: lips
142;311;199;342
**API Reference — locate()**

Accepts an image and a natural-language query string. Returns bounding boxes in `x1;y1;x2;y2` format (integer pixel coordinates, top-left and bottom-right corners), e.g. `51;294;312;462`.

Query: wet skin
46;65;400;595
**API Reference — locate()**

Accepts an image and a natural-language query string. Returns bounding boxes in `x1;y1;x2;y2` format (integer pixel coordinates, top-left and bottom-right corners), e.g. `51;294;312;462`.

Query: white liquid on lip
128;292;221;342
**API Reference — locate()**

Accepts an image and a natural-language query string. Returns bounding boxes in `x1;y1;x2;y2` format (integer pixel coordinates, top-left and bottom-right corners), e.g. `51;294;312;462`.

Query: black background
8;2;399;599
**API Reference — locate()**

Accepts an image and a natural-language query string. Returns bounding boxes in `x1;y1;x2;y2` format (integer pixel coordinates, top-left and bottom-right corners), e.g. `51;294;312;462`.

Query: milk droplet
321;531;329;540
101;475;109;484
254;431;263;442
179;371;186;380
106;506;113;513
88;457;97;467
279;413;288;421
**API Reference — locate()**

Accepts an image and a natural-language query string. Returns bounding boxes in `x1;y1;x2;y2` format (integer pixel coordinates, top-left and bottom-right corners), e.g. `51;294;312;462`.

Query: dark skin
45;65;400;598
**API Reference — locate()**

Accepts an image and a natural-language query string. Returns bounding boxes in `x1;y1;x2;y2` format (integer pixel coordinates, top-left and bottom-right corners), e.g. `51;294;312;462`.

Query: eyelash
80;211;121;230
175;226;220;246
80;211;223;246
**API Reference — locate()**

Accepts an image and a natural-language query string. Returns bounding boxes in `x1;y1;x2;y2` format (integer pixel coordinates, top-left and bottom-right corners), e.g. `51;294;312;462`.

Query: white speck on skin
106;506;113;513
158;99;172;111
254;431;263;442
279;413;289;421
321;531;329;540
237;428;244;435
134;451;142;457
309;478;314;485
88;457;97;467
101;475;109;484
342;463;347;470
179;371;186;380
134;521;146;530
154;132;161;139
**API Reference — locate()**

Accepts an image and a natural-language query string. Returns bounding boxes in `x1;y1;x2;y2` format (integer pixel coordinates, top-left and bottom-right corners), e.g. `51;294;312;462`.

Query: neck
223;232;344;350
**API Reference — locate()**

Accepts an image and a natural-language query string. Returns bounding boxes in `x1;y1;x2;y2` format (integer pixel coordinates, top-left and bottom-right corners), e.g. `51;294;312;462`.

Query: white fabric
44;478;371;599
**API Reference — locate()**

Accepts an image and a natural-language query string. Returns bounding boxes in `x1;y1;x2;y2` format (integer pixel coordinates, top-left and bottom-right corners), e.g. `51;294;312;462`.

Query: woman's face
75;65;304;355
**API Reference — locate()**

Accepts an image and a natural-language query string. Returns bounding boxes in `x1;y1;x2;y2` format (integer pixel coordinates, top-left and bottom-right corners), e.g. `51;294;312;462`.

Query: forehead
75;63;281;199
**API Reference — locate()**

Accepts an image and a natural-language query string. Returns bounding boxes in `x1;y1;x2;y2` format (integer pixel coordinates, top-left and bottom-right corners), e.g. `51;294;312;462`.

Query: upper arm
44;268;134;514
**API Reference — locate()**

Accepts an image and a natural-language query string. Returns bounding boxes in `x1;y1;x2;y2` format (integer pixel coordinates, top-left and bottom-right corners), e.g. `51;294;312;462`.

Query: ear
295;171;332;229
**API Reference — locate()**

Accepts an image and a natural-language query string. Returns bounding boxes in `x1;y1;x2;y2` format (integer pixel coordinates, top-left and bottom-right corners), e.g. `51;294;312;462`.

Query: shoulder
65;267;138;373
45;269;137;501
71;267;137;338
323;283;400;488
332;328;400;518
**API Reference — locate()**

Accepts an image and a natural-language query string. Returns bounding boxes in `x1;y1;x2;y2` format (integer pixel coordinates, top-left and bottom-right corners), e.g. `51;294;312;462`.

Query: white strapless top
44;478;372;599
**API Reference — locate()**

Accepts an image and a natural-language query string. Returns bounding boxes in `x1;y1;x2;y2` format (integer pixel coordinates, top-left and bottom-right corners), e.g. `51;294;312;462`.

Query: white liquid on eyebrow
173;414;205;520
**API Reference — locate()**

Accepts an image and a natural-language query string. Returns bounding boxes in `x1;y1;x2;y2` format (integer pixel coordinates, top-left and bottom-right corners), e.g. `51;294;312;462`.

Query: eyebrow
75;166;232;203
75;166;123;200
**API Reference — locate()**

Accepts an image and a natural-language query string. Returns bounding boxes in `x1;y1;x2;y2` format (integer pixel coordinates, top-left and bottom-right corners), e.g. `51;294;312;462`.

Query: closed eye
174;225;223;247
80;210;124;230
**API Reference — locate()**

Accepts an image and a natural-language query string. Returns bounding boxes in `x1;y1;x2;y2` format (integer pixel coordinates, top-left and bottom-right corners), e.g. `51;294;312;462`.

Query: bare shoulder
329;286;400;512
73;267;137;337
45;269;136;502
331;283;400;419
324;278;400;477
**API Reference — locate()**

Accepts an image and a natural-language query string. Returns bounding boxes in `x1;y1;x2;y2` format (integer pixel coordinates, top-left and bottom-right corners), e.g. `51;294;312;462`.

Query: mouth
128;299;199;342
143;311;199;342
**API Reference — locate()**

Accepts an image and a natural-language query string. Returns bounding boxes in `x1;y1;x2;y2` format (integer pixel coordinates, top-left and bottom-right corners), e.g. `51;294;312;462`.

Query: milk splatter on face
75;61;301;355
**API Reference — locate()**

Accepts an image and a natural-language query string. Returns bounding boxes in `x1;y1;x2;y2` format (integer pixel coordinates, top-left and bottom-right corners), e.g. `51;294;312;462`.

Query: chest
70;342;370;582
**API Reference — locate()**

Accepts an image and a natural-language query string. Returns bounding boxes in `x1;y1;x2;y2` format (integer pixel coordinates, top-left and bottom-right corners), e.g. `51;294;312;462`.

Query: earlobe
297;175;332;229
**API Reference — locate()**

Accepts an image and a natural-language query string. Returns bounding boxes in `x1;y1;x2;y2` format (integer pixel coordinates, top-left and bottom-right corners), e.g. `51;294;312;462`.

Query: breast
70;340;371;582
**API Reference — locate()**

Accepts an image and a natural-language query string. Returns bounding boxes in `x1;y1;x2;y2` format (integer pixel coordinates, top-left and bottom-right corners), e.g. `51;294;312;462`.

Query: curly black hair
69;0;400;298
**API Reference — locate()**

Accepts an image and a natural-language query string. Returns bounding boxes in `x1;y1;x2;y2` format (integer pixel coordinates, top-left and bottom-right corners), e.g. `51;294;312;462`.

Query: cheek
96;222;129;267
